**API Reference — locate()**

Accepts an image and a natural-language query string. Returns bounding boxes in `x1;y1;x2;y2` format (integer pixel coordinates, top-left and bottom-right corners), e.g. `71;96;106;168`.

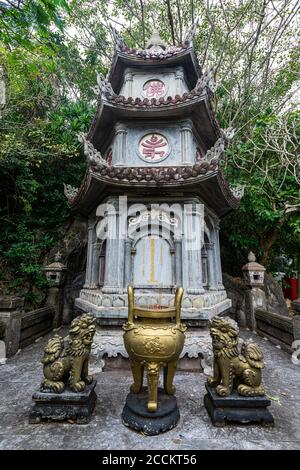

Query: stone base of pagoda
74;288;231;327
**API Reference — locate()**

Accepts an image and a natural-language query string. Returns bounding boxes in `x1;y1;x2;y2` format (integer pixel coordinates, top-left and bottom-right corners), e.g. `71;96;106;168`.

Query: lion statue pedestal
122;285;186;435
204;316;274;426
29;314;97;424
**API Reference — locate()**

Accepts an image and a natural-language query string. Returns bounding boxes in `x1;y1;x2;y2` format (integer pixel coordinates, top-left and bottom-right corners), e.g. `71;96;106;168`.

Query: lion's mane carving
207;316;265;397
40;314;96;393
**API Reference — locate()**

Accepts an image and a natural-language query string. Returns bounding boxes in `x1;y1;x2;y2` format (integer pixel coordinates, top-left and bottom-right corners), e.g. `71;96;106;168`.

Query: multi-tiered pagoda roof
65;23;241;217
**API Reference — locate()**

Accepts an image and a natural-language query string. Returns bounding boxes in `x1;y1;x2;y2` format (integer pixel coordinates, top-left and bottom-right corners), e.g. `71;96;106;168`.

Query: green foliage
0;40;94;305
0;0;70;51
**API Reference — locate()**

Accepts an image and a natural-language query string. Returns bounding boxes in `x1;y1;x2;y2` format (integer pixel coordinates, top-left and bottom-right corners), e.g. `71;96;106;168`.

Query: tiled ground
0;328;299;450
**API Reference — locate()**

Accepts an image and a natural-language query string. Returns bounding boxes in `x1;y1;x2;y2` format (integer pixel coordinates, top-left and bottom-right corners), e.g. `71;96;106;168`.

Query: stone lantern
242;251;266;287
242;252;266;330
43;251;67;287
43;252;67;327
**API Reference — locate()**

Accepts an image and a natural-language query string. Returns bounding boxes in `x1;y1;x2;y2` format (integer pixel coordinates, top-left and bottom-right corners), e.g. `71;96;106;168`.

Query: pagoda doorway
133;236;173;287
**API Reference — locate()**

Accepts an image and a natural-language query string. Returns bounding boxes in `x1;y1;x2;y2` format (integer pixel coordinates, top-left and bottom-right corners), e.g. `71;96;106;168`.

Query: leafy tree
0;34;94;305
0;0;69;50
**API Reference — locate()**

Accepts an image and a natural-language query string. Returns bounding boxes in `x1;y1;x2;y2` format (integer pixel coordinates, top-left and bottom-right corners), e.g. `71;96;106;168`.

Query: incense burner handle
127;284;135;324
174;287;183;325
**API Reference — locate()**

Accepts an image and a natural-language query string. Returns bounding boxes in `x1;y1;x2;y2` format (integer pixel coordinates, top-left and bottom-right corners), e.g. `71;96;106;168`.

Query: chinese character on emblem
139;134;169;162
143;80;165;99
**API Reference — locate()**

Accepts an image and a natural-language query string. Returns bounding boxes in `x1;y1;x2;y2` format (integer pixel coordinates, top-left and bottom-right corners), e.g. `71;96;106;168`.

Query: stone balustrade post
0;297;24;357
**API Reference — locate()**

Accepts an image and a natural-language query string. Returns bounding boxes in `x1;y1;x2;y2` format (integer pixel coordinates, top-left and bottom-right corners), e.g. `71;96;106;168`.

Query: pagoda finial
146;27;166;51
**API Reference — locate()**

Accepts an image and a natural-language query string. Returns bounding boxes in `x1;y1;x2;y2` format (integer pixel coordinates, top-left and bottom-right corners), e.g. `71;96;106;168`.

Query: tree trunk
260;218;285;265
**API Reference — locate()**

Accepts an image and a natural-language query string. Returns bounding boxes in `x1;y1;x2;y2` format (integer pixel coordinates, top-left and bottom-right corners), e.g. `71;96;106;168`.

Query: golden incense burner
123;285;186;412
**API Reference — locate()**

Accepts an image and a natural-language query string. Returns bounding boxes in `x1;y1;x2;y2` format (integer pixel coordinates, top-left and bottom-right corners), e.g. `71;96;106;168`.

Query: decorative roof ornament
92;73;115;98
121;44;185;60
78;133;108;167
221;127;235;141
196;68;217;93
183;16;200;46
92;159;219;184
205;137;226;162
109;24;127;51
230;184;245;200
146;27;167;52
63;183;79;202
203;127;235;163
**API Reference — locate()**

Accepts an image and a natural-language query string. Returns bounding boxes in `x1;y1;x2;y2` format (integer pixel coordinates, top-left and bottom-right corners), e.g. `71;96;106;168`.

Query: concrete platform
0;327;299;450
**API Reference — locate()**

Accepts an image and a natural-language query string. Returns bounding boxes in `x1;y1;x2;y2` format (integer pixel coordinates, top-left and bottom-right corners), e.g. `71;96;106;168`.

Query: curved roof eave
86;92;221;151
108;47;202;93
69;167;240;218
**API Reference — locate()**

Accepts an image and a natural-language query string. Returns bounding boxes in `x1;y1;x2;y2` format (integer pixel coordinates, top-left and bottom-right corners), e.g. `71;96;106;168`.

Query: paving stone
0;327;299;449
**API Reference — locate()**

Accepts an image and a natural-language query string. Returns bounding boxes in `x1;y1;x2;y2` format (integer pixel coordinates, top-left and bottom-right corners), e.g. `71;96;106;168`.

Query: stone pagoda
64;22;241;339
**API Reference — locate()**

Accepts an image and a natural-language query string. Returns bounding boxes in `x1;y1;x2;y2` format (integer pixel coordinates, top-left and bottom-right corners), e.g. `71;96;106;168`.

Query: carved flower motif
144;337;165;354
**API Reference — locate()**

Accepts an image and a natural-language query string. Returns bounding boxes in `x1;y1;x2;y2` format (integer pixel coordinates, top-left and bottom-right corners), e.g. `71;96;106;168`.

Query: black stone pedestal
29;380;97;424
122;387;180;435
204;384;274;426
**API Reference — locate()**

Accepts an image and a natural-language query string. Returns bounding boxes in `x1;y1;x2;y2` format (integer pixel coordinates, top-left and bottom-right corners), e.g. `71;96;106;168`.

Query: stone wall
0;297;23;356
0;297;55;356
20;306;55;348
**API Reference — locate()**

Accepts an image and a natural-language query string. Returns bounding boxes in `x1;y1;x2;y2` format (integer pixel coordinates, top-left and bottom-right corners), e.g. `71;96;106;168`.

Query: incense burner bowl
123;285;186;412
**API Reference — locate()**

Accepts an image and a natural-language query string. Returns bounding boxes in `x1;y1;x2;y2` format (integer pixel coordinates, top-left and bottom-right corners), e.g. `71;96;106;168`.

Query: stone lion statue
207;316;265;397
40;314;96;393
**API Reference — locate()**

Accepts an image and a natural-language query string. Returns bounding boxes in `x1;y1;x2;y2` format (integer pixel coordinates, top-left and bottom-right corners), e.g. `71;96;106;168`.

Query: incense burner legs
129;359;178;413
